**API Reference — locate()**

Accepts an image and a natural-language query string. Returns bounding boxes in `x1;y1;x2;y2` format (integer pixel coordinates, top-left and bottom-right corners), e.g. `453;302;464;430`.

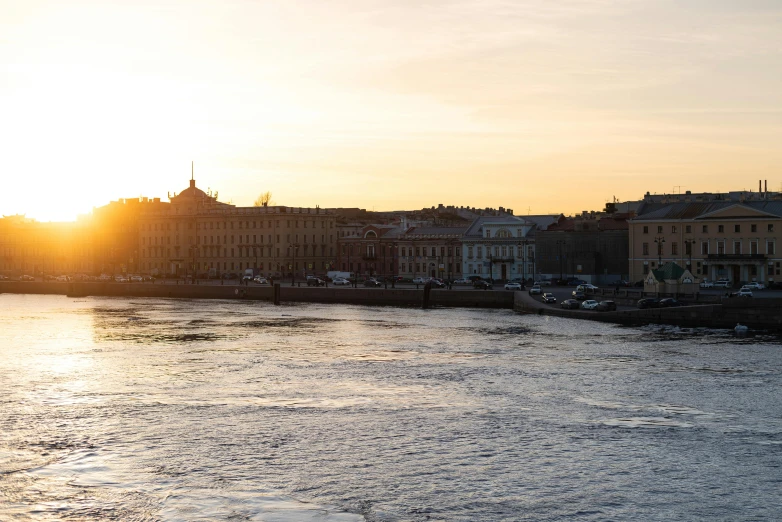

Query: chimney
765;180;768;197
760;180;762;194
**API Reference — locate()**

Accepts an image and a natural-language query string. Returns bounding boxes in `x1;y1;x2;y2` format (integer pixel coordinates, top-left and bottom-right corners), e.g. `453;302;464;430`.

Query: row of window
142;219;334;232
142;261;331;272
643;223;775;234
143;245;335;259
143;234;334;247
642;240;776;256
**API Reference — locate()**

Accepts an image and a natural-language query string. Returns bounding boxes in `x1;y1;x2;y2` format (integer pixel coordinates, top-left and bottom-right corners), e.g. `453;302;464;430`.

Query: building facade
138;178;337;278
0;215;94;277
535;214;630;284
460;216;536;282
336;224;400;278
628;198;782;284
396;226;465;280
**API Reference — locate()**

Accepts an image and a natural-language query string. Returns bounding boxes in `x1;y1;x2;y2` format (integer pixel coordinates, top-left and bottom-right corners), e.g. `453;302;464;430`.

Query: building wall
536;229;629;282
139;205;337;278
0;216;94;276
629;217;782;283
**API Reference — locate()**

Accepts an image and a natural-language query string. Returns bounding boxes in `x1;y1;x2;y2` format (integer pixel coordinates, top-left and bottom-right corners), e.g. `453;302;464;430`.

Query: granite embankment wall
0;282;514;309
513;291;782;330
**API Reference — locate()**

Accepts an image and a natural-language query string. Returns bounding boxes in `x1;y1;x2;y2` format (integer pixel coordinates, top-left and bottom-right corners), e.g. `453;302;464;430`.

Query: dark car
429;279;446;288
597;300;617;311
637;298;660;309
473;280;492;289
363;279;382;287
571;291;586;301
542;293;557;304
658;298;683;307
560;299;580;309
307;277;326;286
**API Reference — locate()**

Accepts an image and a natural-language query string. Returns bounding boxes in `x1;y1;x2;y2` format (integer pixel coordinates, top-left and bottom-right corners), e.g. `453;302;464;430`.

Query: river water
1;294;780;521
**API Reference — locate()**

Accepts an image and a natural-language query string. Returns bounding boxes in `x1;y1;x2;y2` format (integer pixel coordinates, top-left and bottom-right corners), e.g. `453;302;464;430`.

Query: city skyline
2;1;781;222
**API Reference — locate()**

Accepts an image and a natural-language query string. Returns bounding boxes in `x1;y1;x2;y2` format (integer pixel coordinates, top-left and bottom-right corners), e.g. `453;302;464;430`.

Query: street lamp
684;238;696;270
291;243;299;286
654;236;666;266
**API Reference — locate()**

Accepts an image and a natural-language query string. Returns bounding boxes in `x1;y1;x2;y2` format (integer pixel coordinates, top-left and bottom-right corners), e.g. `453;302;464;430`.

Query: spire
190;161;195;189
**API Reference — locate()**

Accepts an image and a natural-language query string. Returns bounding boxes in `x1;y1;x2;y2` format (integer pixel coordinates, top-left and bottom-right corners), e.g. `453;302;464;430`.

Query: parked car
453;278;470;284
699;280;714;288
534;280;552;286
542;293;557;304
20;275;35;281
307;277;326;287
504;282;522;291
130;275;143;283
560;299;580;309
637;298;660;309
597;300;617;311
714;280;732;288
364;279;382;287
429;279;446;288
332;277;350;286
581;300;599;310
253;276;268;285
568;279;588;286
614;280;632;287
743;282;764;290
576;284;599;292
658;298;683;307
571;291;586;301
412;277;427;285
473;280;492;289
737;287;753;297
529;285;542;295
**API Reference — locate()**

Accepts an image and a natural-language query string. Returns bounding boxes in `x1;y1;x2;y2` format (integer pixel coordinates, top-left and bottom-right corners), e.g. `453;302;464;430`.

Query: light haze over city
2;0;781;221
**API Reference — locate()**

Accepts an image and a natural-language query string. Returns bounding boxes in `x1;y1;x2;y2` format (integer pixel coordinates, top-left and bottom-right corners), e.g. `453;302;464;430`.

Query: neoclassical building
628;196;782;284
137;177;337;278
460;216;537;282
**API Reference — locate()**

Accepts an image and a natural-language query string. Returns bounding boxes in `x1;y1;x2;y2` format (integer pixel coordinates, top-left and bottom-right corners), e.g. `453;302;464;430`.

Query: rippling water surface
1;294;781;521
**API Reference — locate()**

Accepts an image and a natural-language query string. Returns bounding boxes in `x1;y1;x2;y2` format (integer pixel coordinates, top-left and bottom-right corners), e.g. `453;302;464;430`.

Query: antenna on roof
191;161;194;181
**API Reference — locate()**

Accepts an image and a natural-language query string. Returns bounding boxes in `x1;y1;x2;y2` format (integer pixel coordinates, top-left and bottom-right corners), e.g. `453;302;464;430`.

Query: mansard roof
633;200;782;221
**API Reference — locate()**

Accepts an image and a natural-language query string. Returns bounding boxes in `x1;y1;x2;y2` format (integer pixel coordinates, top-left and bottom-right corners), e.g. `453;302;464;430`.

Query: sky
1;0;781;221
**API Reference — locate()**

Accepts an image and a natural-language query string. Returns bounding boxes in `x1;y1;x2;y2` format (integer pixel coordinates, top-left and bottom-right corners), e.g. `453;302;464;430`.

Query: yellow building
0;215;94;277
138;178;337;278
628;196;782;284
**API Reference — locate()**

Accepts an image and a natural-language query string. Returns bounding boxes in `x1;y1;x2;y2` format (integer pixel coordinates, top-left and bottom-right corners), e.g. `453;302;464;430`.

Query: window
701;242;709;255
672;226;677;233
685;241;692;256
642;243;649;255
685;225;692;233
769;224;774;233
751;241;758;255
718;225;724;233
734;224;740;233
767;241;776;255
717;241;725;255
657;226;663;233
702;225;708;233
643;226;648;234
733;241;741;255
751;224;757;233
671;242;678;255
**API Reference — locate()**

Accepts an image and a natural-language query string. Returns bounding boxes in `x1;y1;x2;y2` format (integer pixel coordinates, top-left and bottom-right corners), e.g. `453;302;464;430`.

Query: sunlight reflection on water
1;294;781;521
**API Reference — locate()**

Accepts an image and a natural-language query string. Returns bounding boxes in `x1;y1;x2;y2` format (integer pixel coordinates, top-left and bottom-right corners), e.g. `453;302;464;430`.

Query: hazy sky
2;0;781;221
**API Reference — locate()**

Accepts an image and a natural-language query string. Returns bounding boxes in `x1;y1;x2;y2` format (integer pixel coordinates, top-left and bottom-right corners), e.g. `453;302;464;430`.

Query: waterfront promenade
3;280;781;330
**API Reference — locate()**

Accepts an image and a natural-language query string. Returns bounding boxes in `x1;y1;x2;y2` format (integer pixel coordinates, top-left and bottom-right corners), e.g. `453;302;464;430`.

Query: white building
461;216;536;282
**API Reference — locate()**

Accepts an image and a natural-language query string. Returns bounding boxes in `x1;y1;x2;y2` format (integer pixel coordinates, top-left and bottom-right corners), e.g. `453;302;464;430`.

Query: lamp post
685;239;695;269
291;243;299;286
654;236;666;266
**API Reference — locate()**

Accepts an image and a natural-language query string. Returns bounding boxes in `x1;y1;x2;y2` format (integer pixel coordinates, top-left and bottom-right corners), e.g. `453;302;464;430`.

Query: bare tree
253;191;273;207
